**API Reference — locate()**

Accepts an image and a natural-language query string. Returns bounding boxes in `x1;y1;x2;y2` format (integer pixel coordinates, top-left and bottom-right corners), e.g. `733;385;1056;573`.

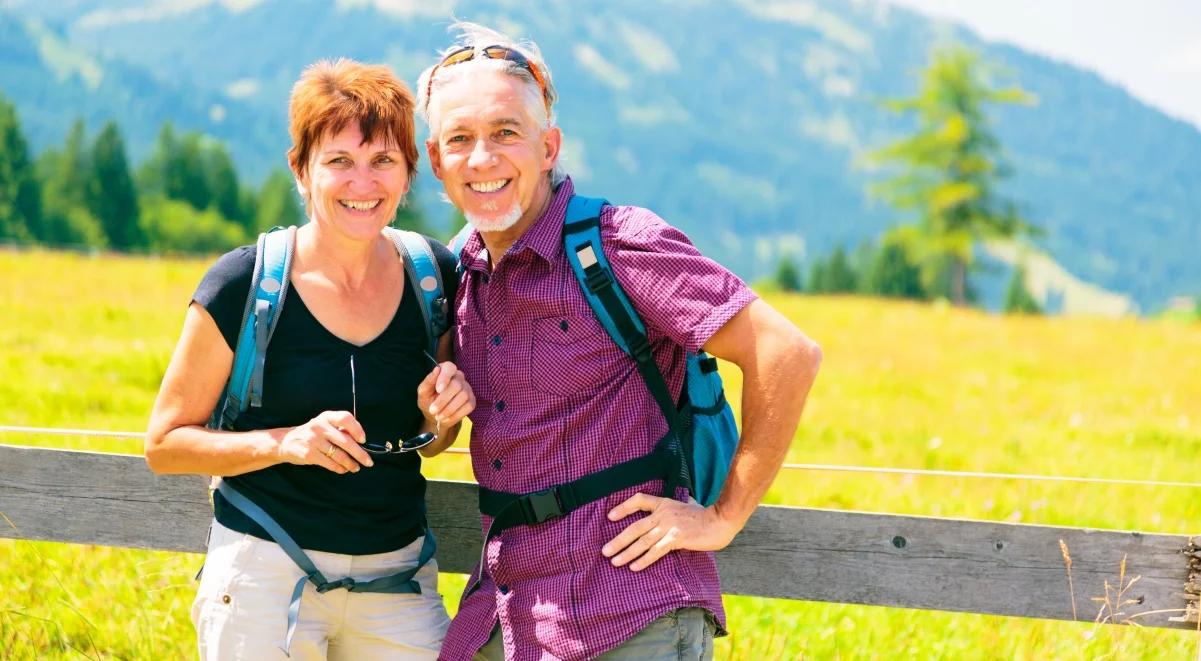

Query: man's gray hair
417;21;566;186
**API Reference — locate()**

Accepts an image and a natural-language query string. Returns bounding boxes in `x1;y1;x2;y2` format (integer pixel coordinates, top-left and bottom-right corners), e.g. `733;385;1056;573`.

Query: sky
885;0;1201;131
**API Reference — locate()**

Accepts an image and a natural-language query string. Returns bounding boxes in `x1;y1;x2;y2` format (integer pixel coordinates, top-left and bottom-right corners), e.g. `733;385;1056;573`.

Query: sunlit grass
2;249;1199;658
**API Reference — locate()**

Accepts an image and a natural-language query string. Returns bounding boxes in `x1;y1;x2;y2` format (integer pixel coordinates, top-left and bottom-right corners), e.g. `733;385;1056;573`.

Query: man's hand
602;493;740;571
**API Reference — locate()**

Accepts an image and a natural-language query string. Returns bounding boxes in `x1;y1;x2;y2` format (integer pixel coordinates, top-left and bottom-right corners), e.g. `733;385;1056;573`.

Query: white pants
192;520;449;660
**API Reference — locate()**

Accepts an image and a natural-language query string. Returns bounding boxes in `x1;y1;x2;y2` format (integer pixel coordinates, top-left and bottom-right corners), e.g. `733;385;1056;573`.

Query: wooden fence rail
2;445;1197;630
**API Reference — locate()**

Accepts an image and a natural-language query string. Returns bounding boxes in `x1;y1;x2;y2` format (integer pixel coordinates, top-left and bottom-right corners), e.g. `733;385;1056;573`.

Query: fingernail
365;458;374;467
601;546;611;556
430;405;439;415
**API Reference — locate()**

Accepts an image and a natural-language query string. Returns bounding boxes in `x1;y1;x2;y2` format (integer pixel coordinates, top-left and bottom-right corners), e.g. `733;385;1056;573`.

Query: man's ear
426;139;443;180
542;126;562;173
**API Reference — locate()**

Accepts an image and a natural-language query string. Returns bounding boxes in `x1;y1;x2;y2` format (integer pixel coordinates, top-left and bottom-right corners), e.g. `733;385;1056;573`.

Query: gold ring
324;444;336;458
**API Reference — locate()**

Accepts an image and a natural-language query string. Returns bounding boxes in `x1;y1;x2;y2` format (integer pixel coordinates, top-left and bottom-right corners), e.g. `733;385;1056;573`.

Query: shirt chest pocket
528;314;627;397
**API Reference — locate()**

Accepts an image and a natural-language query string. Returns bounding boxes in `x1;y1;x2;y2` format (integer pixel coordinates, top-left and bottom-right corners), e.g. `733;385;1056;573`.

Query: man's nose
467;138;496;169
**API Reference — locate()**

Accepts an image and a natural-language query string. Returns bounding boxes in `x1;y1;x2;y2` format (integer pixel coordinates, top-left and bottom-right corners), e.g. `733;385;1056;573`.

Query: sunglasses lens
442;47;475;66
401;432;436;452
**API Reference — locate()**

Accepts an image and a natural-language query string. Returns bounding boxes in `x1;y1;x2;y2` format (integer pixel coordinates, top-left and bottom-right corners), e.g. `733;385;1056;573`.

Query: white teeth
341;199;380;211
469;179;508;193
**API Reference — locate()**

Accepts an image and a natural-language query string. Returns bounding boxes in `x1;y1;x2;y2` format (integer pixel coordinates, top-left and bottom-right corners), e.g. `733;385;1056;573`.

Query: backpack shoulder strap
212;225;296;429
386;228;448;358
562;196;680;432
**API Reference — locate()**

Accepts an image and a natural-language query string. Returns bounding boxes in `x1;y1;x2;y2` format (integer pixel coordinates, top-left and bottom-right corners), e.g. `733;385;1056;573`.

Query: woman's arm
144;303;373;476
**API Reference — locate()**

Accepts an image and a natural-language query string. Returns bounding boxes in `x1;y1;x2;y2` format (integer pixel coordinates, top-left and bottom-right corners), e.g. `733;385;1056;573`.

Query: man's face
427;71;560;234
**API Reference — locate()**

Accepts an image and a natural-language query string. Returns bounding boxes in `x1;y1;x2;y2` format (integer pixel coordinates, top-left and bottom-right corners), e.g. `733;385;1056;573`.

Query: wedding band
324;444;336;458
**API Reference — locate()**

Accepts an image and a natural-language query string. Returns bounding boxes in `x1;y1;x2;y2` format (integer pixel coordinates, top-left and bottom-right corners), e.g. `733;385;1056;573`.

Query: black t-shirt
193;235;458;554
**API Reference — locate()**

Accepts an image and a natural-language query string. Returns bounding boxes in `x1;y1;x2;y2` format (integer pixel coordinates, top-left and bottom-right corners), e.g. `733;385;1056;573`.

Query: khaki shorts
192;519;449;660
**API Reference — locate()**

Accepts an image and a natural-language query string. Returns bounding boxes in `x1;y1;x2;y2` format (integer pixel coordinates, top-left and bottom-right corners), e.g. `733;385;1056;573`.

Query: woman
145;59;473;659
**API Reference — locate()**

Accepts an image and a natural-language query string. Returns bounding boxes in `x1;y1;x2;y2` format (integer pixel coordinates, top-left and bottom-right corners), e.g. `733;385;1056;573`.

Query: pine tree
824;246;858;293
37;118;105;246
88;121;144;249
773;255;803;292
0;95;41;243
871;46;1037;306
254;169;304;233
205;143;243;226
864;233;925;299
1003;264;1041;314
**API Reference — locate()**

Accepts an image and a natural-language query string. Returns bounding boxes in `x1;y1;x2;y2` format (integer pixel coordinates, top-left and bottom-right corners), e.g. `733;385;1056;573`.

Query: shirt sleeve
192;245;255;351
602;205;757;352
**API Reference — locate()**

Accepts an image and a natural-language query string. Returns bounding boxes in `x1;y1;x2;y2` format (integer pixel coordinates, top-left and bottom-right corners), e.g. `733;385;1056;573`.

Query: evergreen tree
37;118;105;246
824;245;858;293
0;95;41;243
254;169;304;233
871;46;1037;306
864;232;925;299
88;121;144;249
1003;264;1041;314
140;123;211;212
205;143;243;225
773;255;803;292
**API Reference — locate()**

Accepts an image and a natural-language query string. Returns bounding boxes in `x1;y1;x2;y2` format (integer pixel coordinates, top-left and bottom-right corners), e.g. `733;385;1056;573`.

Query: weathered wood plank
0;445;1194;628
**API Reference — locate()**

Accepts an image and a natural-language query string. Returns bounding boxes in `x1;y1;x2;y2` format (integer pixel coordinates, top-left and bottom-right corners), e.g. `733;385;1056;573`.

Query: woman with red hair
146;59;472;659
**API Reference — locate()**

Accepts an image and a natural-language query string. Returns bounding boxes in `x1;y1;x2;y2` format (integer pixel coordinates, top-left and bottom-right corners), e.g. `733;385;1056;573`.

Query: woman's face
297;124;409;241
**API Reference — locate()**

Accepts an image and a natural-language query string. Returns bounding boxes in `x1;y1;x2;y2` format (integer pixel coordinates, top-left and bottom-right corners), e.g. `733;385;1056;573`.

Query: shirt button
492;458;503;470
498;584;510;595
491;335;502;346
221;594;231;605
559;320;569;332
495;400;506;412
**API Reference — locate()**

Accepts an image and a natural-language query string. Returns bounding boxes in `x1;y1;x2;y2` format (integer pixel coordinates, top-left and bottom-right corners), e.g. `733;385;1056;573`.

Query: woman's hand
416;361;476;429
277;410;373;473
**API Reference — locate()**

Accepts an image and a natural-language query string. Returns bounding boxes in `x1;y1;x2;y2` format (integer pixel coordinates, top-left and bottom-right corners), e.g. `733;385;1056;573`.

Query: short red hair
287;58;419;185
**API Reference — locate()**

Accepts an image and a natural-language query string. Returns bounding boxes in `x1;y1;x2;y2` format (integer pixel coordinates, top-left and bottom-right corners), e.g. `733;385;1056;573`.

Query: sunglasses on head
426;44;551;115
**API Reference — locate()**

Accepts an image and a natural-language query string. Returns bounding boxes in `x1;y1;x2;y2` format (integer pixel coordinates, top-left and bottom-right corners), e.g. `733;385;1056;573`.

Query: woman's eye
374;156;395;165
329;156;349;165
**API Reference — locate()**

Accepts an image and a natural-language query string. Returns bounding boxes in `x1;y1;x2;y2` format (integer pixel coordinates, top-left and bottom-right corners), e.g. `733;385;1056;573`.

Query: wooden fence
2;444;1198;630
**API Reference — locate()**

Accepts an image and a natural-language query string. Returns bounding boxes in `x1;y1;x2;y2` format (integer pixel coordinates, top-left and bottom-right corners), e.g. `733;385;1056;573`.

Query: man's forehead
434;72;537;128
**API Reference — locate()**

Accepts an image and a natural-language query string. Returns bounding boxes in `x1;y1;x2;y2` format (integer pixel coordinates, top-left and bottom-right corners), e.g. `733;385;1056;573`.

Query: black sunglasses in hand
350;351;441;455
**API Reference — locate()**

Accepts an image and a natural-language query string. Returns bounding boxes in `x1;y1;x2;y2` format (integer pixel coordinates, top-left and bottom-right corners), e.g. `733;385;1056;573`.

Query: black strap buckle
522;487;564;524
630;336;653;364
583;265;612;293
316;576;356;593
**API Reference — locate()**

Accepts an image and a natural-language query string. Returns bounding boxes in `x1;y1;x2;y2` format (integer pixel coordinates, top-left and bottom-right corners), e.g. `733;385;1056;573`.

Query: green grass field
3;249;1201;659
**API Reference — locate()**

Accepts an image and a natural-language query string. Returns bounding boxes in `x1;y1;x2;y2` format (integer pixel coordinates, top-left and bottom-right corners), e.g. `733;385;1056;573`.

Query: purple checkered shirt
441;178;757;660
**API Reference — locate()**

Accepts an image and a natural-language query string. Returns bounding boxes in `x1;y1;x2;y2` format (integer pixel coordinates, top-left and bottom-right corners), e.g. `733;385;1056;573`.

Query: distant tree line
771;235;1041;315
0;92;431;254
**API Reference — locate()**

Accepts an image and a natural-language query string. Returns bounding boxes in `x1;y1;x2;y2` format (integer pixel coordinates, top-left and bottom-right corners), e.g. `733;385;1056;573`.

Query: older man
418;23;821;661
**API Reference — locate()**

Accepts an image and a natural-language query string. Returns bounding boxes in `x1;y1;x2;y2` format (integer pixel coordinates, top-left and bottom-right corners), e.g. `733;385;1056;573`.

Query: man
418;22;822;660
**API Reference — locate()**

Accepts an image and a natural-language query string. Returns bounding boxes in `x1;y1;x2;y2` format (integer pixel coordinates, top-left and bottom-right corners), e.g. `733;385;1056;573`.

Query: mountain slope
3;0;1198;309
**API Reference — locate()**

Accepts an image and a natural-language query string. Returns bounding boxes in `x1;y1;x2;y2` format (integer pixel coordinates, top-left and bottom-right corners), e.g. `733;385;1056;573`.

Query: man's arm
602;298;821;570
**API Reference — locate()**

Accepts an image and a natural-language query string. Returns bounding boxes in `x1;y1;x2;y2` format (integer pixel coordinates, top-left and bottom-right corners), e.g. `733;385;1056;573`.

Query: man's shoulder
598;202;677;245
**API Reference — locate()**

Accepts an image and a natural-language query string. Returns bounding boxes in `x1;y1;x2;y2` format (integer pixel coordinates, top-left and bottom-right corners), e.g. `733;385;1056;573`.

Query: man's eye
447;135;468;143
498;129;517;137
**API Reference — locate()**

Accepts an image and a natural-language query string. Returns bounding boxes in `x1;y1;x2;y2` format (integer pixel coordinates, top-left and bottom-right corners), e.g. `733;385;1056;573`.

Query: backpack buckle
630;336;653;364
522;488;564;524
316;576;356;593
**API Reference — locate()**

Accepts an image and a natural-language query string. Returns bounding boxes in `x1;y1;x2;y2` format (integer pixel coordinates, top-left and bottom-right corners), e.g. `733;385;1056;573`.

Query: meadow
2;248;1201;659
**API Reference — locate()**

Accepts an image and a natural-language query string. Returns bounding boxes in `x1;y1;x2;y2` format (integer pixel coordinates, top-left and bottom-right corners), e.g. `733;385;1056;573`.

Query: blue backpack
206;224;448;656
561;196;739;506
